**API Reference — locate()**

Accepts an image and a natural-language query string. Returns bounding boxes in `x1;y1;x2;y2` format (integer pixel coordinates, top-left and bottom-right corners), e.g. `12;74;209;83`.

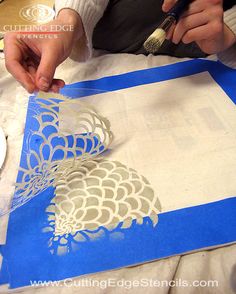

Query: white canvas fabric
0;51;236;293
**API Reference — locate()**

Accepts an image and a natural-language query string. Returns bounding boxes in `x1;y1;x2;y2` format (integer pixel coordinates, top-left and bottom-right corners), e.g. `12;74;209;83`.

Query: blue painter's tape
0;59;236;289
64;59;236;104
1;194;236;288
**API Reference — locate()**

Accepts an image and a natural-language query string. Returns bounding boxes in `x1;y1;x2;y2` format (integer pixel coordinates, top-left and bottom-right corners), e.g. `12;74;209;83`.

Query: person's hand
4;9;84;93
162;0;236;54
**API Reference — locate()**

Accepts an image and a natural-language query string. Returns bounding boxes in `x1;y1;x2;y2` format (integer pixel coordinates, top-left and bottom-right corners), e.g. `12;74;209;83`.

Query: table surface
0;39;236;294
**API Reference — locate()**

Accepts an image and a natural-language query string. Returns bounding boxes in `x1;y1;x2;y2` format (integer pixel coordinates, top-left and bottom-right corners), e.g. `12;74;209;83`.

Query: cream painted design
44;158;161;255
2;91;160;254
52;158;160;234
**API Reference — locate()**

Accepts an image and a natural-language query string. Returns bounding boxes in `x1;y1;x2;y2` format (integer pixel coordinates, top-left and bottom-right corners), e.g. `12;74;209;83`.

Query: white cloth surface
0;51;236;293
72;72;236;213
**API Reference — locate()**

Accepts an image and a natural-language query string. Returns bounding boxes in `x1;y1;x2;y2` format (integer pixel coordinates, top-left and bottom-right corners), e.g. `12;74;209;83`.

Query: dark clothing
93;0;235;58
223;0;235;11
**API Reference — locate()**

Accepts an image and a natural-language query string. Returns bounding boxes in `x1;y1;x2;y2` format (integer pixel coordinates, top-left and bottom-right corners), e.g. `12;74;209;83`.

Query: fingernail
39;77;50;90
28;85;35;94
51;86;60;93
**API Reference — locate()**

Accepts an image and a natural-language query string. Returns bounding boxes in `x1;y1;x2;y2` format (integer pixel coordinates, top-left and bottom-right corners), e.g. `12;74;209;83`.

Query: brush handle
167;0;192;21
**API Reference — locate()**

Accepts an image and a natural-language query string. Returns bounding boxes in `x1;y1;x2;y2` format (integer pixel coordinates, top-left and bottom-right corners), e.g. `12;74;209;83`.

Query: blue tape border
1;59;236;289
64;59;236;104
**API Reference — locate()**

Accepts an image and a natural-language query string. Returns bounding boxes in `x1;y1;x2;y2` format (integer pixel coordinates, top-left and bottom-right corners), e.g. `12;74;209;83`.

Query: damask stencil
0;92;113;216
43;158;161;255
1;91;161;255
2;60;236;289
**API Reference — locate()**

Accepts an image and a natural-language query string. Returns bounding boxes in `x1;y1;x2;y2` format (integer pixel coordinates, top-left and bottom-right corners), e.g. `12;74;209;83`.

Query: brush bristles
144;28;166;54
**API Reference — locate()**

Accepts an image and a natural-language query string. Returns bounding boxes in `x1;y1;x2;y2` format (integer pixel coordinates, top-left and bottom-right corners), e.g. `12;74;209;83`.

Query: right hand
4;9;84;93
162;0;236;55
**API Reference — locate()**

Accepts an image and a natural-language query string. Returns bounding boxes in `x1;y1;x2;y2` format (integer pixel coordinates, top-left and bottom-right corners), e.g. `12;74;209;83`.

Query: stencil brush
144;0;192;54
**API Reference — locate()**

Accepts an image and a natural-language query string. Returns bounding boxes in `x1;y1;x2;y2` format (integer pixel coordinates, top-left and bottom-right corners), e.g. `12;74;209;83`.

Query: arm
218;5;236;68
55;0;109;60
162;0;236;55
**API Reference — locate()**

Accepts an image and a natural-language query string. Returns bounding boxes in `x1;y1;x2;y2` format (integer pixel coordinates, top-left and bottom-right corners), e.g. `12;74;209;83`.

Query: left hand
162;0;236;54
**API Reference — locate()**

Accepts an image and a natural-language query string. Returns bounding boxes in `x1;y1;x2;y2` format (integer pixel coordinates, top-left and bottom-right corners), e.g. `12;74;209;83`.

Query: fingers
50;79;66;93
22;59;38;78
53;79;65;88
36;48;60;92
166;24;176;40
5;30;67;93
23;48;65;92
163;0;222;14
181;0;222;18
162;0;177;13
8;61;35;93
181;22;222;44
170;0;223;46
172;12;208;44
4;34;35;93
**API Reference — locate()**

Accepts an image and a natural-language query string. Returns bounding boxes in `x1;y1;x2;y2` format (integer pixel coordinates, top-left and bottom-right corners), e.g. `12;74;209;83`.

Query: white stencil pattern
0;92;113;216
2;91;161;255
44;158;161;255
51;159;161;234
